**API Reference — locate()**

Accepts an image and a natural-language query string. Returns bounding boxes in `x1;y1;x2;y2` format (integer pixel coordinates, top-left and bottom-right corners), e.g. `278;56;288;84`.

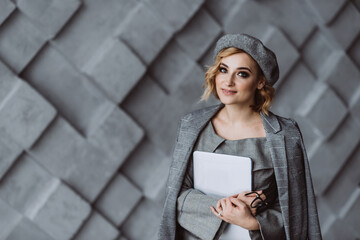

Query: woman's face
215;52;265;107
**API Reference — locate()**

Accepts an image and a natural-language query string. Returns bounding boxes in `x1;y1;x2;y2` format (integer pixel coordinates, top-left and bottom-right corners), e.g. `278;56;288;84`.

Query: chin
218;98;238;105
218;96;252;107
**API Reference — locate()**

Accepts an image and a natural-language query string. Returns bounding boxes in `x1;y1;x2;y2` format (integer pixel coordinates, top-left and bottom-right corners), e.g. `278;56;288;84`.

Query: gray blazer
158;104;322;240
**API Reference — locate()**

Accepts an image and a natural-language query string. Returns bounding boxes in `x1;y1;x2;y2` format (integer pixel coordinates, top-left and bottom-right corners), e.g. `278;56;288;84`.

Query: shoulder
174;104;222;140
181;104;223;122
269;111;302;138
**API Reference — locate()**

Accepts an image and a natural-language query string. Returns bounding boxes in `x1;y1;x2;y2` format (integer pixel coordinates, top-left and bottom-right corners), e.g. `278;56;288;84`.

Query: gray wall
0;0;359;239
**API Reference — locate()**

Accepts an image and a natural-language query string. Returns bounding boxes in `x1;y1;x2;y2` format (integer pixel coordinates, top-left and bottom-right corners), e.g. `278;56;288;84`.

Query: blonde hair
201;47;275;115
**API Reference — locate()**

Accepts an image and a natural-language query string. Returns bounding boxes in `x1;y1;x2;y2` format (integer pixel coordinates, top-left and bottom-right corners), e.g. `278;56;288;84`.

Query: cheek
215;75;221;85
235;80;256;93
215;76;222;89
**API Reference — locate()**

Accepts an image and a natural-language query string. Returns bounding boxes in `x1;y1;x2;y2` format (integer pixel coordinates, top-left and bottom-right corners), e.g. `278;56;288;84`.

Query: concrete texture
144;0;203;32
15;0;81;39
0;10;46;73
0;198;22;239
0;154;59;219
0;0;15;26
0;80;56;149
22;45;114;136
175;8;221;61
32;183;91;240
305;0;347;24
117;2;174;65
0;0;359;239
74;211;120;240
83;38;146;103
262;27;300;84
6;217;53;240
95;173;142;226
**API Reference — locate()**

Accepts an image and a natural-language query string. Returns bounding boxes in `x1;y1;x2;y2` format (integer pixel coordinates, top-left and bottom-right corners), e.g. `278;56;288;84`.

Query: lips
222;89;237;95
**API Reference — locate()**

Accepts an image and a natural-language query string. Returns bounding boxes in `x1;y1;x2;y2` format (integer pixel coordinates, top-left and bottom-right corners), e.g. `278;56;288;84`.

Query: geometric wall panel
32;183;90;240
15;0;81;39
6;217;53;240
95;173;142;227
326;1;360;49
144;0;204;32
117;2;174;65
0;0;359;239
305;0;347;24
309;114;360;194
175;8;221;61
0;80;56;149
0;11;46;73
53;0;138;68
74;211;120;240
22;45;114;136
296;81;347;139
0;0;15;26
83;38;146;103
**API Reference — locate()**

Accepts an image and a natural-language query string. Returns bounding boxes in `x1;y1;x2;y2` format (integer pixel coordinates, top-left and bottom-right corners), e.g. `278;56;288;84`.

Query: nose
224;74;235;86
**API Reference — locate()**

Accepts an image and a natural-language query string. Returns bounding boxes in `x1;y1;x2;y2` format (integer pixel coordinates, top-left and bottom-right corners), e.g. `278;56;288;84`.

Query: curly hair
201;47;275;115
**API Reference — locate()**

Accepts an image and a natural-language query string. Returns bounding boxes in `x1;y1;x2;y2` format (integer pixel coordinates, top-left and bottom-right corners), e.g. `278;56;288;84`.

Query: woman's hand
233;190;266;216
210;197;259;230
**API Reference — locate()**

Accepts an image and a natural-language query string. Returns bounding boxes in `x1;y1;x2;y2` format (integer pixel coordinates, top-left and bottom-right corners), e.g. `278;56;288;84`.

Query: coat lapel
177;104;224;150
261;111;290;239
169;104;224;193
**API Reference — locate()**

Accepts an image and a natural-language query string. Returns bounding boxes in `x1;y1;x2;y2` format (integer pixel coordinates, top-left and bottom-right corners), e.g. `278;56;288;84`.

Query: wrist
244;216;260;230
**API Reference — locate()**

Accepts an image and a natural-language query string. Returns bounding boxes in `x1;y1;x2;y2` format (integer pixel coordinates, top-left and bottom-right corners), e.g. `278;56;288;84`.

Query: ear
257;76;266;90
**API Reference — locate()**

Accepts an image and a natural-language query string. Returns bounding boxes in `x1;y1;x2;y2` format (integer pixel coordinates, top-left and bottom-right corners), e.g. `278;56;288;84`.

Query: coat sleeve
177;157;225;240
291;119;322;240
253;198;286;239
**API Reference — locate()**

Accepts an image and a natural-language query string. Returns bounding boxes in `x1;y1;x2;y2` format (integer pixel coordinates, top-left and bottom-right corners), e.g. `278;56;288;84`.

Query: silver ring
218;211;222;217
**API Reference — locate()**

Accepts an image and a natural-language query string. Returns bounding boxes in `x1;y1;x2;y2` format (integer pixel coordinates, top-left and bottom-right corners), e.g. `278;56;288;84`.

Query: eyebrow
220;63;252;73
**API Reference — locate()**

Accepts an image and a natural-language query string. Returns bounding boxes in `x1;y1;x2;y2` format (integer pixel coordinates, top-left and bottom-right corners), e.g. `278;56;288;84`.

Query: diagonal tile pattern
0;0;359;239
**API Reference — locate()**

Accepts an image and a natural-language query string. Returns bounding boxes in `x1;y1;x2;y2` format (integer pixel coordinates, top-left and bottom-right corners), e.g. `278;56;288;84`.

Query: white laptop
193;151;252;240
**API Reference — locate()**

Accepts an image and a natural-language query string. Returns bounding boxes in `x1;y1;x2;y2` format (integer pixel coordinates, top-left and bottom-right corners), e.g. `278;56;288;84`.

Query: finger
250;207;257;216
226;197;235;207
210;206;225;220
231;193;239;198
230;197;245;207
210;206;218;216
244;190;262;197
225;197;234;207
220;198;227;208
260;193;267;201
216;200;222;211
238;192;253;200
240;191;250;197
236;192;247;200
244;192;256;198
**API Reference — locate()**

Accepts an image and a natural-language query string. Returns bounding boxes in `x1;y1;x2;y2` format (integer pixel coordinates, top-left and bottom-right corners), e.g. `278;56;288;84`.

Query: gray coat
158;104;322;240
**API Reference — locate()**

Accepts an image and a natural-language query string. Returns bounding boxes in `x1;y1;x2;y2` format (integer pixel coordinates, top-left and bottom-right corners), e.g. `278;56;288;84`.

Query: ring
218;211;222;217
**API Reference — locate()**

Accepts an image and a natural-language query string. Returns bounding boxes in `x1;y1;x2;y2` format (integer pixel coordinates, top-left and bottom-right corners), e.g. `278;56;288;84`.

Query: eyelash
219;67;249;78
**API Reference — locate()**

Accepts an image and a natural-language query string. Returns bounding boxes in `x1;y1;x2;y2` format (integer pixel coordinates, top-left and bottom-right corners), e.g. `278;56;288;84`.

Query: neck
220;103;260;125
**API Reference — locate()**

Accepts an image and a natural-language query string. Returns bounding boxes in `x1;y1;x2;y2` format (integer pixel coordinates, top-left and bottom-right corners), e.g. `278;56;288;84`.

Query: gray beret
213;33;279;86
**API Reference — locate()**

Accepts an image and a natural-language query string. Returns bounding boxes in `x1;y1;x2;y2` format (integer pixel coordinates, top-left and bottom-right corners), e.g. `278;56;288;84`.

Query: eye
219;67;227;73
238;71;249;78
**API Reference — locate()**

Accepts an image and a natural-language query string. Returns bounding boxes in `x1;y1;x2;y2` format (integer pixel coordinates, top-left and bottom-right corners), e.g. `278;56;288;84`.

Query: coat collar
260;109;281;134
183;103;281;135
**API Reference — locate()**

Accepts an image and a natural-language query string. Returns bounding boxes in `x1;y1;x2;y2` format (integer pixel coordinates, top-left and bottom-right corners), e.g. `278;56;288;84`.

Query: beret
213;33;279;86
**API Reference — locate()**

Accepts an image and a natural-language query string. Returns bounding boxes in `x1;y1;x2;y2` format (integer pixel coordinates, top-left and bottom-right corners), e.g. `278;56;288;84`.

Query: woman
158;33;322;240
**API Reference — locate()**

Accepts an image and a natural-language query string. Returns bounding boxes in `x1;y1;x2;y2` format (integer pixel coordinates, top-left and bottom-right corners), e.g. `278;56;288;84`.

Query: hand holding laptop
210;195;261;231
193;151;262;239
231;190;267;216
